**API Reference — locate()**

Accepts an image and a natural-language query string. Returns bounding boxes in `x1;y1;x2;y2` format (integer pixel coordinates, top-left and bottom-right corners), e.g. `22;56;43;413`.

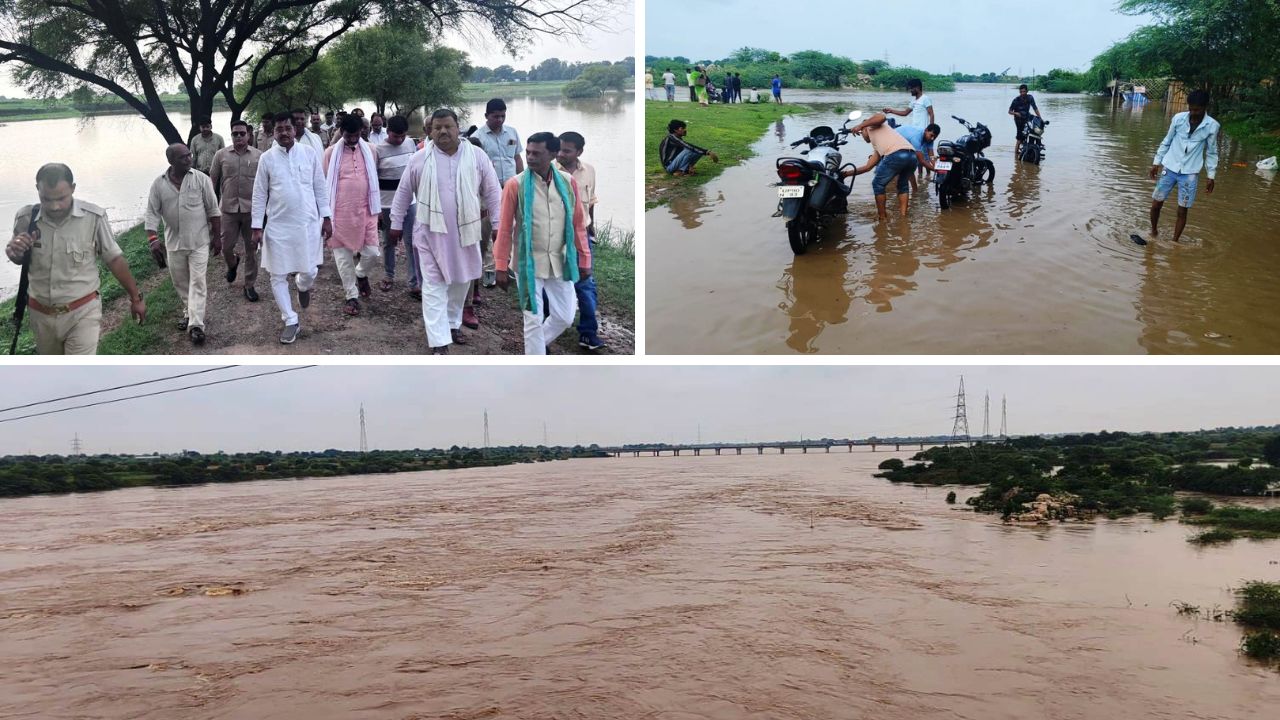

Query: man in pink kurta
389;109;502;353
323;114;381;316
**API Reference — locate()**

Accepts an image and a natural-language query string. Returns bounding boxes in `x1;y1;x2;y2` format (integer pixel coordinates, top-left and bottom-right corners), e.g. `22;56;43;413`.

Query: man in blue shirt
895;122;941;174
771;75;783;104
1149;89;1219;243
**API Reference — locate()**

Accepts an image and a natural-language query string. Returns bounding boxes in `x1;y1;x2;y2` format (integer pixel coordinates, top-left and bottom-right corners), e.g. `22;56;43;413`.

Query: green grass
1185;506;1280;542
645;100;802;208
1234;581;1280;664
463;81;568;100
590;222;635;323
1;224;164;355
97;277;180;355
1220;116;1280;159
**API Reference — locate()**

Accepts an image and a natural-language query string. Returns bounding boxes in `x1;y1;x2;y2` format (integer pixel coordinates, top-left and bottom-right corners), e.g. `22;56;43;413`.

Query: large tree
0;1;614;143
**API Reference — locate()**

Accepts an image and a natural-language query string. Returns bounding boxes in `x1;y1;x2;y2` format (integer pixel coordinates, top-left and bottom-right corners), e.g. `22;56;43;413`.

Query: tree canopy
0;1;615;143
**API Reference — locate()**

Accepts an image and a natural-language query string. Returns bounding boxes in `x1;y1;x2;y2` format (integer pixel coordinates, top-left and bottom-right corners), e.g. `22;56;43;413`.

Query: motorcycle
933;114;995;209
775;111;861;255
1017;112;1049;164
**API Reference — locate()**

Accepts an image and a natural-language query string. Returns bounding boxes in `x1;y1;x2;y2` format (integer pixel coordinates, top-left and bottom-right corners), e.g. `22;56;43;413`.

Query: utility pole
951;376;970;443
359;404;368;453
983;391;990;439
1000;395;1008;439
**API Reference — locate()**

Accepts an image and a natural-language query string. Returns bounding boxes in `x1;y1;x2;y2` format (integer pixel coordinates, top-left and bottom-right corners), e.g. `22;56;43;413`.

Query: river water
0;94;634;300
3;453;1277;719
647;85;1280;354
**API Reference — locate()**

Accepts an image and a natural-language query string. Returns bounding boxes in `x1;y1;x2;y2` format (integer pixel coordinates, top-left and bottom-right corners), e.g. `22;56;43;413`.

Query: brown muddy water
646;85;1280;354
2;454;1279;719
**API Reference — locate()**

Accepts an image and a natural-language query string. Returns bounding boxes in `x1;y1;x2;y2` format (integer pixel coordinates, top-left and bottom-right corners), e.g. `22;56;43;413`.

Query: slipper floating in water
1129;233;1148;246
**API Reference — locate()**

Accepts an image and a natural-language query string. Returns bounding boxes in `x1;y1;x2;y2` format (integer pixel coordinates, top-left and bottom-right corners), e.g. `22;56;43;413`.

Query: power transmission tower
483;409;490;449
71;433;82;456
543;422;548;446
951;376;970;442
359;404;368;453
983;392;990;439
697;423;701;445
1000;395;1008;439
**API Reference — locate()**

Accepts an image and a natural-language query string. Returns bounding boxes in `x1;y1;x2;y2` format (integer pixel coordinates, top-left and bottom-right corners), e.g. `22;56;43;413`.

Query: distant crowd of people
7;99;609;355
644;67;780;105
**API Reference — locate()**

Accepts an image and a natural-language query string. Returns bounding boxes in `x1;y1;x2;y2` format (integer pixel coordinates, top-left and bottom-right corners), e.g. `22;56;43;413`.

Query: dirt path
101;248;634;355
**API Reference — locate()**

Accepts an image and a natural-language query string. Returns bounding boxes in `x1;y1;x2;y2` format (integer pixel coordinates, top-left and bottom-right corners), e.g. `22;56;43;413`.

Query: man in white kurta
389;109;502;353
251;113;333;344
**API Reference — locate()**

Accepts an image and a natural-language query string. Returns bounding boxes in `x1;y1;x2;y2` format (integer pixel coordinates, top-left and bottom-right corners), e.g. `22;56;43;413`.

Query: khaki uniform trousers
167;245;210;330
30;297;102;355
221;211;259;289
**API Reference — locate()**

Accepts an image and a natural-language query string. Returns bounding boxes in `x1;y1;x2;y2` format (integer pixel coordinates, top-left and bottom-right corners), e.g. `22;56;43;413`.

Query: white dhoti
519;276;577;355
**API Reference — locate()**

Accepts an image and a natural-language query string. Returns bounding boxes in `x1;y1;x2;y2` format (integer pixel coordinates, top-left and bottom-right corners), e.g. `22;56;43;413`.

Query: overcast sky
647;0;1152;74
0;8;633;99
0;366;1275;456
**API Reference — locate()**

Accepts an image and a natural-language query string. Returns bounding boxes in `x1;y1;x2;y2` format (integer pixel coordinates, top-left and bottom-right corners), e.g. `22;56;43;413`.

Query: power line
0;366;238;415
0;366;316;425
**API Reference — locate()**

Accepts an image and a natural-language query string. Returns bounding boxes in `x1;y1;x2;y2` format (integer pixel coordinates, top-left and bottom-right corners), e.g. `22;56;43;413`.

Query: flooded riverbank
646;85;1280;354
2;453;1277;718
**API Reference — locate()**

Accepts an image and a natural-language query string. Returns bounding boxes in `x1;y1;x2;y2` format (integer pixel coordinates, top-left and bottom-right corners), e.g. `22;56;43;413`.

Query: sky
0;366;1276;456
0;6;634;99
646;0;1154;75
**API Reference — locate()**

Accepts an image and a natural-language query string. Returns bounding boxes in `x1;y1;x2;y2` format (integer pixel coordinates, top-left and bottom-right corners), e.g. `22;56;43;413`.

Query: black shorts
1014;116;1027;139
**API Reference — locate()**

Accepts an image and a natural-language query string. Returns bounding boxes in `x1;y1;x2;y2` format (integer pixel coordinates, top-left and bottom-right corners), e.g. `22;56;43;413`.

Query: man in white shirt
662;68;677;102
477;98;523;290
278;108;326;156
368;113;388;145
884;78;935;183
1148;89;1220;243
252;112;333;344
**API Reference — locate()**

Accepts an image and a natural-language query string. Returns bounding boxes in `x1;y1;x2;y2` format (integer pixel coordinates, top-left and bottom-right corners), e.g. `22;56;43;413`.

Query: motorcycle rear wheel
938;186;952;210
979;159;996;185
787;216;816;255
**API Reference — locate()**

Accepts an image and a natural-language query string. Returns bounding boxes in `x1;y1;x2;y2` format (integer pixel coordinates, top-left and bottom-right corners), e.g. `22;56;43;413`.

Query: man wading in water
1148;89;1219;243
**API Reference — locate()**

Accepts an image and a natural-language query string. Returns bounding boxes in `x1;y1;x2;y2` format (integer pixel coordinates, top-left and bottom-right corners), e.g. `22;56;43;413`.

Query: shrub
1180;497;1215;515
945;491;957;504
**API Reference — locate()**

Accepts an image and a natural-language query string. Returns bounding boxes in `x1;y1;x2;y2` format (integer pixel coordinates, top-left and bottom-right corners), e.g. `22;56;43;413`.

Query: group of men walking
7;99;605;355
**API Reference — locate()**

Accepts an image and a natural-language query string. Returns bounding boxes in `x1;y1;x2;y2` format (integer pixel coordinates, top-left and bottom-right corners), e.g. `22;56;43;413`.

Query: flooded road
0;94;633;300
3;453;1278;719
647;85;1280;354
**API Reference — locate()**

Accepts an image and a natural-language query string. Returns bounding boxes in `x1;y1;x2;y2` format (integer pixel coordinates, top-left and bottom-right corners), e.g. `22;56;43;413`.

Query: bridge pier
758;446;763;455
715;448;721;456
736;447;742;455
780;447;786;454
825;446;830;453
848;443;853;452
693;448;700;456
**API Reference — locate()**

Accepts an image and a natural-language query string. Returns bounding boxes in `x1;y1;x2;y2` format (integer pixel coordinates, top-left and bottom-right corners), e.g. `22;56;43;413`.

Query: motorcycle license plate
777;186;805;199
934;160;953;172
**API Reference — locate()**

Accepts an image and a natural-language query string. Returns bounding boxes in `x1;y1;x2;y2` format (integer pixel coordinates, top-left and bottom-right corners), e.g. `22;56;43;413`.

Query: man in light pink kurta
388;109;501;353
323;114;381;316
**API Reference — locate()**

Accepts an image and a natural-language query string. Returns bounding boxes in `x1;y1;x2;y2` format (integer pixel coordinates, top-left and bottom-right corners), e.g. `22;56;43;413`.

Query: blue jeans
575;234;598;338
665;84;675;101
871;150;919;195
1153;170;1199;208
665;148;705;173
382;204;419;290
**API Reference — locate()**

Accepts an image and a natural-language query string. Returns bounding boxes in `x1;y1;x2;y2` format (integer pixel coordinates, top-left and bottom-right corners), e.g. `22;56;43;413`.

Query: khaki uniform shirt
209;145;262;214
12;200;122;306
256;128;275;152
190;133;226;174
559;161;598;209
144;169;221;251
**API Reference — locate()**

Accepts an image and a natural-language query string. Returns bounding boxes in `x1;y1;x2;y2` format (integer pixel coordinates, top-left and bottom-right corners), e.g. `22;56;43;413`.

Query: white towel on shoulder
325;139;380;215
417;140;483;247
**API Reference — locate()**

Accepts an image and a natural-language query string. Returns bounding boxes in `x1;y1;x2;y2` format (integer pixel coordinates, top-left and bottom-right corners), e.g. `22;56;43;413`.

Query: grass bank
1221;115;1280;160
645;100;802;208
1234;581;1280;665
462;81;567;100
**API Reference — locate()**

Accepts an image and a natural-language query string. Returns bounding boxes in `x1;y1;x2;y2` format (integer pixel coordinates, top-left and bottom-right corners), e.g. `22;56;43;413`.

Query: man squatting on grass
1149;89;1219;243
659;120;719;176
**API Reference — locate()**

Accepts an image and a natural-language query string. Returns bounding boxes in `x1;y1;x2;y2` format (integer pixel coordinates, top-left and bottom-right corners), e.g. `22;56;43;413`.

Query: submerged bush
945;491;957;504
1180;497;1215;515
1241;631;1280;661
1189;528;1238;545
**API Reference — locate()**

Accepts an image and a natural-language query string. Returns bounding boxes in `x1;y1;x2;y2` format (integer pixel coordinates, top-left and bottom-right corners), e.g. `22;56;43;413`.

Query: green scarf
517;167;578;313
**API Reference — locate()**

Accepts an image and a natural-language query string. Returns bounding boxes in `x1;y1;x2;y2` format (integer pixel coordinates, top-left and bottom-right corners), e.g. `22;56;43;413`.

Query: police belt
28;291;99;316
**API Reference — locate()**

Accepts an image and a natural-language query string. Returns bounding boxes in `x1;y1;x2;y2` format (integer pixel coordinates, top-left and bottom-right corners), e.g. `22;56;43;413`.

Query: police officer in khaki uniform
5;163;146;354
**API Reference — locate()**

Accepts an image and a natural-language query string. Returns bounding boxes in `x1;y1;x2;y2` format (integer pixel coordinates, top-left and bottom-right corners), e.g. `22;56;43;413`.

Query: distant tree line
644;48;955;92
470;57;632;83
0;446;608;499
